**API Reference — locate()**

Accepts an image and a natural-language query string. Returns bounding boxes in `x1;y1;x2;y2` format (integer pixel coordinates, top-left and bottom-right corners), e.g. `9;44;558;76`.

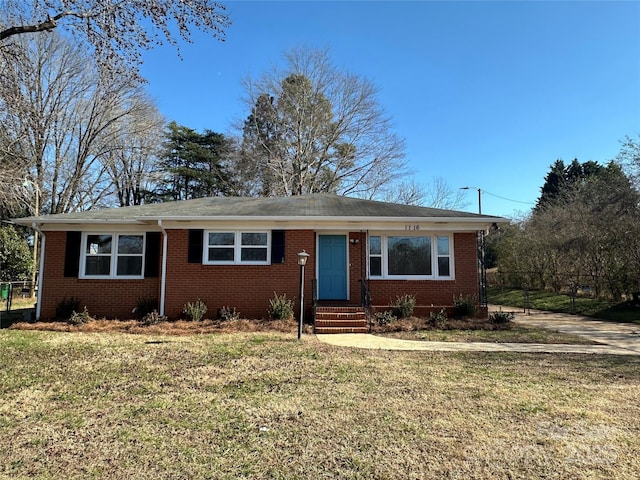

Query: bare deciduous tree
383;177;468;208
0;32;165;213
101;99;165;207
0;124;30;217
0;0;230;80
617;134;640;192
235;47;407;198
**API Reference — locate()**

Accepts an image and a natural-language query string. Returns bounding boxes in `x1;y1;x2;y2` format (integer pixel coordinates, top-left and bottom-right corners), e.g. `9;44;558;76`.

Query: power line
482;190;535;206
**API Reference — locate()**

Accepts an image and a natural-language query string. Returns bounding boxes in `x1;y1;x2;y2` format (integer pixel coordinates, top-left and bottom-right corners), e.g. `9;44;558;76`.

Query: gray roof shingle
17;194;504;224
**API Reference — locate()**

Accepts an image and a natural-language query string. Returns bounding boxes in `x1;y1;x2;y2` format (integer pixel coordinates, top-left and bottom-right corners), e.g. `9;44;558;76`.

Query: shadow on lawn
591;303;640;324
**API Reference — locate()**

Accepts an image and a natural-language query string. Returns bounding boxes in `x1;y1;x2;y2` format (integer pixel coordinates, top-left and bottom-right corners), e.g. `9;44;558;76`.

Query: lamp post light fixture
461;186;482;215
297;250;310;340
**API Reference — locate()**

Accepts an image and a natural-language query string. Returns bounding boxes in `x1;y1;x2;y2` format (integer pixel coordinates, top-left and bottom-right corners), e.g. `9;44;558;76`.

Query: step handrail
359;279;372;331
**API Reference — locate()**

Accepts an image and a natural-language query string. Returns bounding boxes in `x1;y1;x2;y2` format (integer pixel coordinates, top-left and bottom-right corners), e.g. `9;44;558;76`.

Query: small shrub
374;310;397;326
453;294;477;318
429;308;448;328
140;309;166;325
390;294;416;319
56;296;81;320
183;299;208;322
268;292;294;320
68;306;91;325
489;311;514;324
135;298;158;319
218;305;240;321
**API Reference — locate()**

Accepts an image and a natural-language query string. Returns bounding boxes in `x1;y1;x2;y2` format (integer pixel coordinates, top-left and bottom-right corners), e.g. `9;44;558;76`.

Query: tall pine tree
156;122;234;201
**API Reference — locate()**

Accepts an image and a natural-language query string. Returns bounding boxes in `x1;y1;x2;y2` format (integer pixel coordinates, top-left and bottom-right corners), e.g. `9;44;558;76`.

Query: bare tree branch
1;1;230;81
0;11;89;40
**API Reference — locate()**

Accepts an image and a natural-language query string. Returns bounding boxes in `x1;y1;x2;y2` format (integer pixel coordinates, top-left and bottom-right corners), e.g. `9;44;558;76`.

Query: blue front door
318;235;347;300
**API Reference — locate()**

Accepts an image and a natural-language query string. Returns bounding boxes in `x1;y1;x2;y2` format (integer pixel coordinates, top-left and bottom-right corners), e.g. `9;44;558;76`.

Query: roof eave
138;215;504;223
15;214;508;227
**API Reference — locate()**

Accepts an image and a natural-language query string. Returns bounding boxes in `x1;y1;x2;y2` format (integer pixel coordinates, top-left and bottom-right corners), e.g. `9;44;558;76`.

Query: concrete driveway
500;306;640;355
316;306;640;355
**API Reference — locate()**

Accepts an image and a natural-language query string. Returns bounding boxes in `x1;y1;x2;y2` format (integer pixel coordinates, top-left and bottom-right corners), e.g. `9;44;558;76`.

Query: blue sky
140;1;640;218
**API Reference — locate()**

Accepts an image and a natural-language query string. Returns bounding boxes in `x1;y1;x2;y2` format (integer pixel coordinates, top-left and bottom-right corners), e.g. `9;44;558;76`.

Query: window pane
241;232;267;246
369;257;382;277
208;248;234;262
438;257;450;277
118;235;144;254
117;256;143;276
437;236;450;256
209;232;234;246
387;236;431;275
241;247;267;262
369;236;381;255
86;235;112;254
85;256;111;275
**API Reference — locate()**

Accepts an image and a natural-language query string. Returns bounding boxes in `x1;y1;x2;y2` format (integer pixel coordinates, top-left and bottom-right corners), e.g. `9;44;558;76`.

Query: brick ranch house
17;194;506;332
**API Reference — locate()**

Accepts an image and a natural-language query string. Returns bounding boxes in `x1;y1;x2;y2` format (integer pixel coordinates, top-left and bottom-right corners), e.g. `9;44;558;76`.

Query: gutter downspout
32;222;45;321
158;220;168;317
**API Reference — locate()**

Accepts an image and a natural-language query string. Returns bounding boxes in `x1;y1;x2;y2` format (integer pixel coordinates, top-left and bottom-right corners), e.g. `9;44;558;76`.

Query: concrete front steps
314;306;368;334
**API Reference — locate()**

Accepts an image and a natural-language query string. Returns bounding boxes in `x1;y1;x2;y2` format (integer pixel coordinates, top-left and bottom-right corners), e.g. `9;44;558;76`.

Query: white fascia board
142;215;499;223
38;222;156;232
29;215;505;232
157;217;498;232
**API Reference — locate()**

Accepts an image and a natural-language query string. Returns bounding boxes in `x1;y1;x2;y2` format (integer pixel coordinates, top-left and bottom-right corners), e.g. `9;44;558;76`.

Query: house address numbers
404;225;421;231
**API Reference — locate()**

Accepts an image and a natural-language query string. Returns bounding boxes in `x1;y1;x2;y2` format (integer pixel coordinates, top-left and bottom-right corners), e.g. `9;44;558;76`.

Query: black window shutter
64;231;82;277
188;229;204;263
271;230;285;264
144;232;161;277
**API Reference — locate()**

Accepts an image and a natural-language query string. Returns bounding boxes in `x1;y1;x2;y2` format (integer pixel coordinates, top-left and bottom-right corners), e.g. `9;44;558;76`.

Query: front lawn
1;329;639;479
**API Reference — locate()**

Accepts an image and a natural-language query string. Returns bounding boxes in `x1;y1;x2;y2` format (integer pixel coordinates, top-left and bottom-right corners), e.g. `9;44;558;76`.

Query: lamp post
23;178;40;298
297;250;310;340
461;186;481;214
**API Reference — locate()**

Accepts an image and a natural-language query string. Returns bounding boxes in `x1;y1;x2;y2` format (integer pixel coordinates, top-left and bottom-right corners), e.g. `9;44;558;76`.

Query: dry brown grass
372;316;597;344
372;316;514;333
1;328;639;479
10;317;307;335
12;314;594;345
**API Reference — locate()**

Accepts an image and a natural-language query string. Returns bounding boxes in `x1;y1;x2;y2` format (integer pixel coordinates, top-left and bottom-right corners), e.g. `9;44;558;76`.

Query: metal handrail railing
311;278;318;328
360;278;372;330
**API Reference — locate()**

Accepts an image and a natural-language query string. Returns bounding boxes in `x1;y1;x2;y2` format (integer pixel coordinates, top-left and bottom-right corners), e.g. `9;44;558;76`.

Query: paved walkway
316;306;640;355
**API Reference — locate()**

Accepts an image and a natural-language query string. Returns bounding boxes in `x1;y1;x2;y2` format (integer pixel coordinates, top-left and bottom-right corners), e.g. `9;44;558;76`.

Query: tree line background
0;33;463;218
1;1;640;303
488;144;640;301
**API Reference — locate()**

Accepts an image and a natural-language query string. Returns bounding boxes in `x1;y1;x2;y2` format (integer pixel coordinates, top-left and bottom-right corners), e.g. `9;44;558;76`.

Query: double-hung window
368;234;453;279
81;233;145;279
436;236;452;277
205;231;269;264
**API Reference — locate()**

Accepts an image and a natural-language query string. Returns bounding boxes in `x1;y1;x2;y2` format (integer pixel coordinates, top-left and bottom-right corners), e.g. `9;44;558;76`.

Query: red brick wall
39;229;480;321
348;231;367;304
39;231;160;320
163;229;316;320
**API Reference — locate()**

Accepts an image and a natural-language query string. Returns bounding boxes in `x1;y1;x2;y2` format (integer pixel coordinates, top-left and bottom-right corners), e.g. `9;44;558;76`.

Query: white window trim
80;232;146;279
203;230;271;265
368;233;454;280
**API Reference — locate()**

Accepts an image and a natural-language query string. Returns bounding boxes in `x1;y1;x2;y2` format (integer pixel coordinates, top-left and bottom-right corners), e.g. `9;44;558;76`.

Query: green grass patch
0;329;639;479
489;286;640;324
